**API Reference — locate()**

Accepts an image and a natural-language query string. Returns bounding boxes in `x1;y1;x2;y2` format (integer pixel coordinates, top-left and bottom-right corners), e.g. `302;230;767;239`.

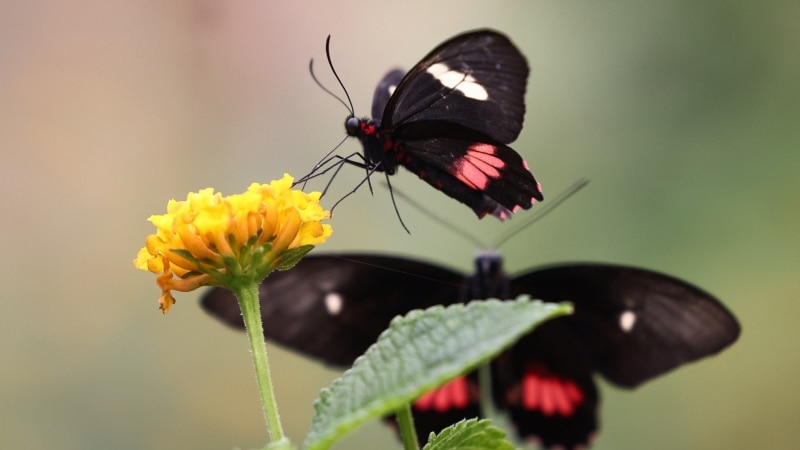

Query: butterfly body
341;30;544;219
201;252;739;449
344;115;401;176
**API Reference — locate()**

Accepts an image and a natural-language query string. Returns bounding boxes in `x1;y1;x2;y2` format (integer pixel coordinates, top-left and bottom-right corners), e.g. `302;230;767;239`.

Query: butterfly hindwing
491;325;599;449
510;263;741;387
371;69;405;126
407;374;483;438
383;29;529;144
400;138;541;218
201;254;463;367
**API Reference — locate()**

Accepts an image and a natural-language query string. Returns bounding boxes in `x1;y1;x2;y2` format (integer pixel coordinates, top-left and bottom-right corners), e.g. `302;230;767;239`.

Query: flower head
134;174;332;314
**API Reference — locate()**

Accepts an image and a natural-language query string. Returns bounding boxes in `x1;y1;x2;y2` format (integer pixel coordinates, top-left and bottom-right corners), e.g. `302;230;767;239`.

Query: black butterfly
310;29;543;220
201;252;740;449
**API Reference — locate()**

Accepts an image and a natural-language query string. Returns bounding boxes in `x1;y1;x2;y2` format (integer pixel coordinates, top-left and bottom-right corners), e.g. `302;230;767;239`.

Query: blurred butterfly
201;251;739;448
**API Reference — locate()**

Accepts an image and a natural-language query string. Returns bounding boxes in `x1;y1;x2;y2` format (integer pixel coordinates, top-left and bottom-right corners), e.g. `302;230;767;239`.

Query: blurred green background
1;1;798;449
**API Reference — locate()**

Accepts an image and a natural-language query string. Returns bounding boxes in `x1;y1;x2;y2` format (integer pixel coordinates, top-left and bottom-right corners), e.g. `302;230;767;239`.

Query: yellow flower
134;174;332;314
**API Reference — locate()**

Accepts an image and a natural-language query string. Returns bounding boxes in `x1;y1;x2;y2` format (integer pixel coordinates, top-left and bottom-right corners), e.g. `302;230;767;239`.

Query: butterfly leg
327;159;384;213
295;151;372;194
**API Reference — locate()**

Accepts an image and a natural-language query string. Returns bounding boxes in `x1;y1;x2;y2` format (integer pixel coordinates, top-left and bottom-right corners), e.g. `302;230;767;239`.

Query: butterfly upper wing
383;29;529;144
510;263;741;388
200;254;464;367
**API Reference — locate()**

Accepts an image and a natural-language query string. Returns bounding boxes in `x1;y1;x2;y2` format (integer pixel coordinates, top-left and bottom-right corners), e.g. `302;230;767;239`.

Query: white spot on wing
388;85;396;96
619;310;636;333
324;292;343;316
426;63;488;101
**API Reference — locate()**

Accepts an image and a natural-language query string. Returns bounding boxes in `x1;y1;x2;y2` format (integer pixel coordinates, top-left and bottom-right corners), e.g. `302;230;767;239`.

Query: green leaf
422;418;514;450
274;245;314;271
303;297;572;450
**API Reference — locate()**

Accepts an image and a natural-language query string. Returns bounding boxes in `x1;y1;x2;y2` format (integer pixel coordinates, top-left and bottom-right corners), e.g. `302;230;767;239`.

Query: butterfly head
475;249;503;276
344;116;360;137
469;249;509;300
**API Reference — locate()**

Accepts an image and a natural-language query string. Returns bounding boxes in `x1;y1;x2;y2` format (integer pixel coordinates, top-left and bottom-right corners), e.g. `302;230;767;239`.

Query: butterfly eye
344;116;360;136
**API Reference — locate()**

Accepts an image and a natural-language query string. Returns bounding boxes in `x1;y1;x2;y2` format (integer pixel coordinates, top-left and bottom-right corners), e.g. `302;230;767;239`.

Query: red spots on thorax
414;376;472;412
360;121;376;136
358;119;403;159
451;143;505;190
516;364;584;417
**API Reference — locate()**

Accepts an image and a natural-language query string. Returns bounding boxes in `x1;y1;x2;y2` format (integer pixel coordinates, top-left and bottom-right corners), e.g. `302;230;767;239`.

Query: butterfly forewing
510;263;741;387
384;30;529;143
201;254;463;367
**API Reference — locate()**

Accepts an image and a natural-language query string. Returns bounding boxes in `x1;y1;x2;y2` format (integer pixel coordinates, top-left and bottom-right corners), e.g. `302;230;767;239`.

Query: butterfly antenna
390;178;590;249
492;178;590;249
309;58;352;114
301;35;359;187
389;185;485;248
324;35;355;116
334;256;462;287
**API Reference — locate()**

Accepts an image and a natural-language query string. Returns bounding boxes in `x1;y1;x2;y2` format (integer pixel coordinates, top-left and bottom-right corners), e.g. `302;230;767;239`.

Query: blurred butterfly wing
491;323;599;449
200;254;463;368
371;68;406;125
510;263;741;387
383;29;529;144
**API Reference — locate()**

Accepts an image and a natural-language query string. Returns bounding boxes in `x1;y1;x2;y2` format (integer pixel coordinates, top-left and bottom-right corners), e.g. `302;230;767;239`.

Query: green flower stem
235;281;290;449
395;403;419;450
478;363;496;419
